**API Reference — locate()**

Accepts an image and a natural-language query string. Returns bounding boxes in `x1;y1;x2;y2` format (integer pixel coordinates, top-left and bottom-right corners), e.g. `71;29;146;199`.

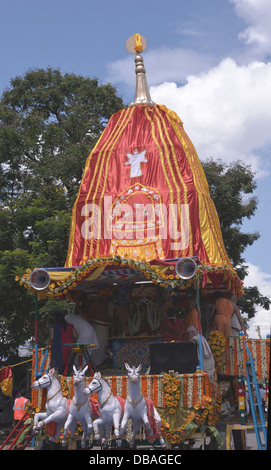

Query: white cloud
245;263;271;296
150;58;271;176
245;262;271;338
248;309;270;339
230;0;271;59
106;46;216;88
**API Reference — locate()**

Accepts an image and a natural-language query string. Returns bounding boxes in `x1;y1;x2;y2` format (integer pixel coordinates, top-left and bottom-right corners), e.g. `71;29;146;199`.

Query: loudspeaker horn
29;268;51;291
175;257;197;279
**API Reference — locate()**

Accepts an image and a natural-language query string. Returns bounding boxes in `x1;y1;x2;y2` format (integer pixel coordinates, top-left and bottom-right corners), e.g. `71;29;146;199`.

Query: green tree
0;68;124;363
202;158;270;320
0;67;124;206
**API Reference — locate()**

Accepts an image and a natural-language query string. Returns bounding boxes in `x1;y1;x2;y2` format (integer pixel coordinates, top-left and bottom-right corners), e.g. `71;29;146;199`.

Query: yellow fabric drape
161;104;233;269
0;367;13;397
0;377;13;396
47;267;105;283
85;266;105;281
158;104;183;126
47;270;74;281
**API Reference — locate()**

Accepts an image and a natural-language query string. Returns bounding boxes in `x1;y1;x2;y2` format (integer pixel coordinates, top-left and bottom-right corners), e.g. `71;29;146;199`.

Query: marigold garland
160;395;221;446
208;330;226;369
162;371;182;415
16;255;243;297
61;376;70;398
140;377;146;399
160;371;222;447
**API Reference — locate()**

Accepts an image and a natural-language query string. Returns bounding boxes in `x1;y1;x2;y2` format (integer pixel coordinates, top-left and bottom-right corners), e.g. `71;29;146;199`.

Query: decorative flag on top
65;35;235;277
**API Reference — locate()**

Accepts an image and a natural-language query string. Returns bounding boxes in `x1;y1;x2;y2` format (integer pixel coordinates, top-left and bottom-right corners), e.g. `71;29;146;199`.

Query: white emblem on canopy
125;149;147;177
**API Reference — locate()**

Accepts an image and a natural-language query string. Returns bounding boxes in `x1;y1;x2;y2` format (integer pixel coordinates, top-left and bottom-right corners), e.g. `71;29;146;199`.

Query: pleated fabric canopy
66;104;232;271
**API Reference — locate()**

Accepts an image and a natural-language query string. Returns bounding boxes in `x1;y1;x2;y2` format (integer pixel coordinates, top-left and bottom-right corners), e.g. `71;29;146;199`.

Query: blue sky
1;0;270;337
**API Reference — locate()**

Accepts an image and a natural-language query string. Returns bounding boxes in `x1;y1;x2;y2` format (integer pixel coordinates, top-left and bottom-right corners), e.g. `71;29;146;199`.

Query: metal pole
267;332;271;449
196;283;204;370
34;294;40;377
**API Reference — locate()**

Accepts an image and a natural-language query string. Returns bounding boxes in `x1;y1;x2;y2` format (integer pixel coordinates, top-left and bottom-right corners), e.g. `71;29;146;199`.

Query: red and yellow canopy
66;104;233;270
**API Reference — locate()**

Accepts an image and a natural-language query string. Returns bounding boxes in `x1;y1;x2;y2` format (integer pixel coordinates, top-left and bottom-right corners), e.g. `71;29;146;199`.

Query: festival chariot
4;34;269;451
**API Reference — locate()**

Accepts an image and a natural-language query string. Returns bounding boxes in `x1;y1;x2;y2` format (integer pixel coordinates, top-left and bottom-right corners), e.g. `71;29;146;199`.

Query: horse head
73;365;88;386
83;372;103;396
32;368;58;390
125;363;142;383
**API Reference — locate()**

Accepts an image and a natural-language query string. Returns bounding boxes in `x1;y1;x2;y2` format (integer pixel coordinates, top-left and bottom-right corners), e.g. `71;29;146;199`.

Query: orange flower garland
208;330;226;369
162;371;182;415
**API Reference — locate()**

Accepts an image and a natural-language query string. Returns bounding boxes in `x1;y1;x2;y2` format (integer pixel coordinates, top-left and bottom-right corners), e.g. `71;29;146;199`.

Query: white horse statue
83;372;124;448
120;363;165;448
62;365;97;449
32;368;69;443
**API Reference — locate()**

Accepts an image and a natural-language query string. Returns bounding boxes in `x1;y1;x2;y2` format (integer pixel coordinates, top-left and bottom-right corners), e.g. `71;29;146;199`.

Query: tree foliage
202;159;270;319
0;68;124;363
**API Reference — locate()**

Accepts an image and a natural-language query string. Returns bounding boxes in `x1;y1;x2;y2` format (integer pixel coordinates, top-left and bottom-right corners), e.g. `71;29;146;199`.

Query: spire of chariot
126;34;155;107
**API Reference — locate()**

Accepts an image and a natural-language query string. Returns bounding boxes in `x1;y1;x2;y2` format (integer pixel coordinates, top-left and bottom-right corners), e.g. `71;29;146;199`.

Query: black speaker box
149;341;198;374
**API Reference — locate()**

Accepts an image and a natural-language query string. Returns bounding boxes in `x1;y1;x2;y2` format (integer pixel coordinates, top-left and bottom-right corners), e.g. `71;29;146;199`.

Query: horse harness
36;375;62;404
127;394;144;408
86;379;112;409
72;396;89;412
